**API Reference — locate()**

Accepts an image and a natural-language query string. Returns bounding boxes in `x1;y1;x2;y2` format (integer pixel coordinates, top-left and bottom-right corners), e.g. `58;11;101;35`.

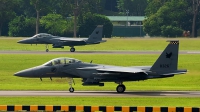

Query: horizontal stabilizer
88;40;107;44
160;69;187;75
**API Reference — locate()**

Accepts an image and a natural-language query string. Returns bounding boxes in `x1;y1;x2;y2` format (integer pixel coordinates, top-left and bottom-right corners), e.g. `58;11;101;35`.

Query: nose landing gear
69;87;74;93
68;78;75;92
45;44;49;52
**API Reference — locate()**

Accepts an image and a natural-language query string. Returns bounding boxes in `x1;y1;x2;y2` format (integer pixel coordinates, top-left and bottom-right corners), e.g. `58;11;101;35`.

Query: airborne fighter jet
14;40;187;93
17;25;106;52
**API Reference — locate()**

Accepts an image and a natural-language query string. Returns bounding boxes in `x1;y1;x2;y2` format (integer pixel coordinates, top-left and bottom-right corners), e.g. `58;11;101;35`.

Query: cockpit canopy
32;33;53;38
43;57;81;66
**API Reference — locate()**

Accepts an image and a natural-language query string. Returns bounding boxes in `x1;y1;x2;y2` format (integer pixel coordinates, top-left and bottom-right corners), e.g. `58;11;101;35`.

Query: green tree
143;0;188;37
56;0;102;37
0;0;21;36
117;0;147;16
30;0;51;34
8;16;36;37
191;0;200;37
145;0;163;17
40;14;73;36
161;25;183;37
156;0;187;25
78;13;113;38
145;0;200;37
145;0;177;17
17;0;35;17
143;14;162;36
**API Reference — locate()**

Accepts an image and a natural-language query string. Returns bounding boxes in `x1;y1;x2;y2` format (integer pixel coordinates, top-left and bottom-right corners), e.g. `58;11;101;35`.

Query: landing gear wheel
69;87;74;93
70;47;75;52
68;78;75;92
45;44;49;52
116;85;126;93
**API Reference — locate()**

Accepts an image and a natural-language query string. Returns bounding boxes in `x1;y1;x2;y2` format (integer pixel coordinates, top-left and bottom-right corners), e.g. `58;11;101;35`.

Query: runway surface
1;91;200;97
1;50;200;54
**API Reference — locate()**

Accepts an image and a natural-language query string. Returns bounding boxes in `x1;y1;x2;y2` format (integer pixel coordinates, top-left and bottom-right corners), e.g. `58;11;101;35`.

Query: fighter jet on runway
17;25;106;52
14;40;187;93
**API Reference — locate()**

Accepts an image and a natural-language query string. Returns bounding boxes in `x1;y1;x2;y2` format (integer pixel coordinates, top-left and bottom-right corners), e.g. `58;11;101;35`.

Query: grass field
1;37;200;106
0;97;200;106
0;37;200;51
0;54;200;91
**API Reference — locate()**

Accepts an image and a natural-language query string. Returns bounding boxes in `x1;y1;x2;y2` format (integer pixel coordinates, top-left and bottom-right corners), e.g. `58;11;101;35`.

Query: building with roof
106;16;145;26
106;16;146;37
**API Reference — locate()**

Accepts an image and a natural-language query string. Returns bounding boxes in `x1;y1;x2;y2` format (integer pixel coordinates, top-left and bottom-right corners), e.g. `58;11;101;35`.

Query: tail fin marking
86;25;103;43
150;40;179;71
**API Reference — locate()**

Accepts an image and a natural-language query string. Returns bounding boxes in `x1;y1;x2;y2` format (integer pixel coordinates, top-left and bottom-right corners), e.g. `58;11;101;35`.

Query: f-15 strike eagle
17;25;106;52
14;40;187;93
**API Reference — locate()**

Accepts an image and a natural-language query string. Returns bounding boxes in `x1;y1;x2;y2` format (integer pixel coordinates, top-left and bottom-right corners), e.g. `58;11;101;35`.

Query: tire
46;49;49;52
69;87;74;93
70;48;75;52
116;85;125;93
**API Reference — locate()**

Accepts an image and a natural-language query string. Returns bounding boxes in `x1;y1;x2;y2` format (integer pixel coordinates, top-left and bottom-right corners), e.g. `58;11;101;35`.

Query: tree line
0;0;199;37
144;0;200;37
0;0;114;37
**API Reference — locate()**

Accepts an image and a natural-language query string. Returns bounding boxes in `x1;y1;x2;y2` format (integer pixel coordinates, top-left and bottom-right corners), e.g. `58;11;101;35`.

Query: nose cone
14;68;33;77
14;71;27;77
17;38;34;44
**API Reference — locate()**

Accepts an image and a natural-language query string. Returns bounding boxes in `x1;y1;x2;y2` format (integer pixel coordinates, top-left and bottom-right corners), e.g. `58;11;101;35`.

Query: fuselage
18;36;87;45
14;60;174;82
17;35;106;47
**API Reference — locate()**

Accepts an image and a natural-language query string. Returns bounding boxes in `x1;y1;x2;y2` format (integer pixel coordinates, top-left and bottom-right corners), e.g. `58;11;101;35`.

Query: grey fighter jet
17;25;106;52
14;40;187;93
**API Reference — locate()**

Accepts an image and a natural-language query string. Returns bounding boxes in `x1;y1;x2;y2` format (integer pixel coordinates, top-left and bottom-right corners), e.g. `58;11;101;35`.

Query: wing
77;66;146;76
97;67;145;74
76;66;149;85
51;37;86;42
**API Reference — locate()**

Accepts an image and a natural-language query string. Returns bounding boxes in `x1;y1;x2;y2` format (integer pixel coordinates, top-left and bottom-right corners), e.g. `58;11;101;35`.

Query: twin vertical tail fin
86;25;103;43
150;40;179;72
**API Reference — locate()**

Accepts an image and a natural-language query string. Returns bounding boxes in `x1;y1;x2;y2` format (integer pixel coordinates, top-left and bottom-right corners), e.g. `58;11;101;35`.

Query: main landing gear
116;82;126;93
70;47;75;52
45;44;49;52
68;78;75;92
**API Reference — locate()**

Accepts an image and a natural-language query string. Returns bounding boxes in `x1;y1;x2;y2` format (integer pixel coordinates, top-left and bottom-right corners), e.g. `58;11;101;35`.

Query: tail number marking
160;64;170;68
